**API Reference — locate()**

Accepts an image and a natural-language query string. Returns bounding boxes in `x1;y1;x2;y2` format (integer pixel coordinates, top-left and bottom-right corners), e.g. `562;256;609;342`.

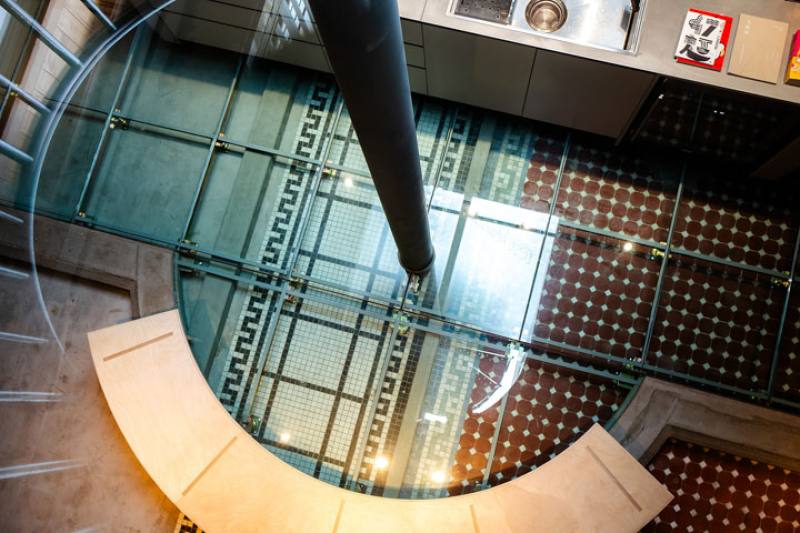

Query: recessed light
430;470;447;484
374;456;390;470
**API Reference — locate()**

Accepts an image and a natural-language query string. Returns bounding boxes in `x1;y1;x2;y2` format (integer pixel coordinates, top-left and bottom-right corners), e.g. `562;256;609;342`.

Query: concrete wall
0;212;179;531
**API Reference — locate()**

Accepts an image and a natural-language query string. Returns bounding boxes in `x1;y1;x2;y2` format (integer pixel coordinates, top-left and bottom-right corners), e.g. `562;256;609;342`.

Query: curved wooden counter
88;310;671;532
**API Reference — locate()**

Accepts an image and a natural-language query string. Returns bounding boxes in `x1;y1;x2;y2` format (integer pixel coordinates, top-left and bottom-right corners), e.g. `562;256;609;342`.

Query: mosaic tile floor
14;22;799;508
644;439;800;533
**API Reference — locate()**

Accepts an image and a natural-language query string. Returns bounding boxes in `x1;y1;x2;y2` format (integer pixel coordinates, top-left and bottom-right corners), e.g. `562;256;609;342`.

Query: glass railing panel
83;120;209;243
185;149;318;271
647;252;785;393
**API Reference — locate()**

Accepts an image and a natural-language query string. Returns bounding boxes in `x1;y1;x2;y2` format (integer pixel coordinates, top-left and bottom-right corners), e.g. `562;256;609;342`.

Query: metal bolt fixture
393;312;410;336
109;116;129;130
770;277;791;289
649;244;668;261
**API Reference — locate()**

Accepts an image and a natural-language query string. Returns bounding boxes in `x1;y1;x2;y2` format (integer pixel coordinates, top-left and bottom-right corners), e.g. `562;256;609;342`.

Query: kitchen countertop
403;0;800;104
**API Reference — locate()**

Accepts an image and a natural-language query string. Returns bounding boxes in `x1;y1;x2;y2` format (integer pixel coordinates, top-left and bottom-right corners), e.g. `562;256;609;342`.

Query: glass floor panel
525;228;660;360
414;189;555;338
555;140;681;244
223;58;339;160
293;170;407;302
246;287;395;489
186;150;318;270
673;168;799;273
647;252;786;392
327;98;452;187
23;21;800;504
120;31;240;137
85;124;209;243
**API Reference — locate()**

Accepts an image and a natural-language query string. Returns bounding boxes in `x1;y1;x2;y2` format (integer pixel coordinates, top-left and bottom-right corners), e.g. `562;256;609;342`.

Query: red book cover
674;9;733;71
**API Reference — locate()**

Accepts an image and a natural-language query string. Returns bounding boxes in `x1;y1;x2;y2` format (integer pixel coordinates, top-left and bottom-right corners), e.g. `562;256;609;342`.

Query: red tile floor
774;288;800;405
672;176;797;273
448;354;626;495
644;439;800;533
532;228;660;360
555;142;678;244
648;255;785;391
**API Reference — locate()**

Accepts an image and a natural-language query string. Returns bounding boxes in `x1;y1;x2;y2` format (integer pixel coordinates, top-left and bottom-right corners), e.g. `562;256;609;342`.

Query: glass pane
524;228;661;360
222;58;338;158
694;90;800;165
556;138;681;243
187;148;317;270
648;253;785;392
673;167;799;273
417;192;554;337
293;170;406;302
31;33;134;218
484;354;630;487
389;322;633;498
37;105;106;217
177;259;283;404
245;288;395;490
410;111;568;337
85;122;208;242
327;97;452;187
69;30;133;112
120;28;238;135
635;79;701;150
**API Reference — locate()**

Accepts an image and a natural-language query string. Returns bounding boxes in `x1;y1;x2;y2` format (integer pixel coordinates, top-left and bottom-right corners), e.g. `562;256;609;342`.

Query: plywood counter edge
88;309;672;533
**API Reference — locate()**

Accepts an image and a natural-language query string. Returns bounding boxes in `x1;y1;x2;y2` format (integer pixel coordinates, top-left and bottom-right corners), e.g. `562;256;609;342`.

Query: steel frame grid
5;14;798;497
57;29;800;415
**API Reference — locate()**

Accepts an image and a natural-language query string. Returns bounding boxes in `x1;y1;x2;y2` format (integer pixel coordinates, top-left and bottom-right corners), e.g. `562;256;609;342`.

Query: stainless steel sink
451;0;644;52
525;0;568;33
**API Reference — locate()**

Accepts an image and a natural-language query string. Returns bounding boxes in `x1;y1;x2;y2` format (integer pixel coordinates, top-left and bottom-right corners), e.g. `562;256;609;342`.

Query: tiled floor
10;23;800;504
644;438;800;532
649;255;785;390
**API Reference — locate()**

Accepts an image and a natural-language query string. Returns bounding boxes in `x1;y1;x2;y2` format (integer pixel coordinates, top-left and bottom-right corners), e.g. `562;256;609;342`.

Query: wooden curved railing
88;310;671;532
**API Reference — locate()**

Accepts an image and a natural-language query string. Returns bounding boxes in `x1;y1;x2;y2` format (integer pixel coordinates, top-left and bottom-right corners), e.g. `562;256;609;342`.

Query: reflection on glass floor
6;24;799;498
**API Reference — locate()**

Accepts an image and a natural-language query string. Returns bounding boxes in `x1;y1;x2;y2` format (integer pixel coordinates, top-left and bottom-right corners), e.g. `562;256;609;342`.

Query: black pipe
307;0;434;274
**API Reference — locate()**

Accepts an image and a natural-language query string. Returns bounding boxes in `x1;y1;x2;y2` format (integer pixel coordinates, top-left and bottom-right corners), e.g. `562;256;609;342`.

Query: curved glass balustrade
1;0;799;507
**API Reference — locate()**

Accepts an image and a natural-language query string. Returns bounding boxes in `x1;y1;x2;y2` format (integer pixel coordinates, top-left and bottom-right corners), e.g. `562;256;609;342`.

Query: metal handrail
12;0;176;351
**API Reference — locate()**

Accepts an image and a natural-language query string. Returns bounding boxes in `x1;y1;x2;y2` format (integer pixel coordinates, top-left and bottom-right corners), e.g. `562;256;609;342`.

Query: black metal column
308;0;434;274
